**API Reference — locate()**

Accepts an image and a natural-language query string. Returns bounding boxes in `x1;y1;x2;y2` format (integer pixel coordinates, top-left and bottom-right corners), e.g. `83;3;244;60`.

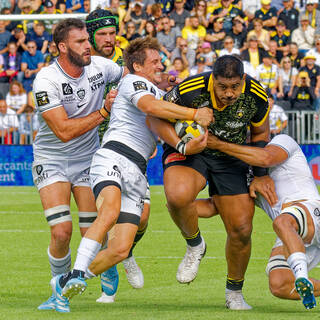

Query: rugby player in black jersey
147;55;270;310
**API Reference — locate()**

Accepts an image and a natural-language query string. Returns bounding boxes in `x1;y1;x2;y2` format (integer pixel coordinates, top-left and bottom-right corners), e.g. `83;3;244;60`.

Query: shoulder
268;134;299;156
245;75;269;104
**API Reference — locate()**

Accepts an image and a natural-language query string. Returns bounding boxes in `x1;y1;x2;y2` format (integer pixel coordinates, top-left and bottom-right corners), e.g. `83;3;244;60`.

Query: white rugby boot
225;289;252;310
122;256;144;289
176;237;206;284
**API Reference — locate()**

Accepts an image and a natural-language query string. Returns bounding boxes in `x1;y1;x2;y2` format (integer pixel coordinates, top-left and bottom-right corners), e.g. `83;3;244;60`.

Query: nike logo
77;103;86;108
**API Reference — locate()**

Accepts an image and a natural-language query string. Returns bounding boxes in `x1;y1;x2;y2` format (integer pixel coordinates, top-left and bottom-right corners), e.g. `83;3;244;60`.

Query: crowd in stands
0;0;320;144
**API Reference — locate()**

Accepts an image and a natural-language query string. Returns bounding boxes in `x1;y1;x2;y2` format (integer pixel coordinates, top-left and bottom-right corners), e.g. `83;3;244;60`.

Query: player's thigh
214;193;255;232
72;186;97;212
39;181;72;210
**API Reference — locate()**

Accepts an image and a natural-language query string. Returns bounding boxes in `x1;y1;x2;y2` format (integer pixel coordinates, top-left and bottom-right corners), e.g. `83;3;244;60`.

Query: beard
67;46;91;67
96;43;114;59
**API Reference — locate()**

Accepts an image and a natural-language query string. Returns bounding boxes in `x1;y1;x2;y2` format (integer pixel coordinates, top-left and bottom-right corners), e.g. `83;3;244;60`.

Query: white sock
73;237;101;272
48;247;71;277
287;252;308;280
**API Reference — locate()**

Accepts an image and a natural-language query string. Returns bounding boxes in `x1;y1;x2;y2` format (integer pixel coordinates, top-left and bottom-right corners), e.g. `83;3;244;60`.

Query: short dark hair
124;37;161;74
53;18;86;50
213;55;244;79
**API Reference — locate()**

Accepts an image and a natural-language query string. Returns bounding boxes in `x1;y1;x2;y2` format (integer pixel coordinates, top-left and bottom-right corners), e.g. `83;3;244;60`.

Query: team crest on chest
236;107;245;118
62;83;73;95
77;88;85;100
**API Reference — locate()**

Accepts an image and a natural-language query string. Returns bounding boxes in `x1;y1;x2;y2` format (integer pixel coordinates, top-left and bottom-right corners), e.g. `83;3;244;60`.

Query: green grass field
1;186;320;320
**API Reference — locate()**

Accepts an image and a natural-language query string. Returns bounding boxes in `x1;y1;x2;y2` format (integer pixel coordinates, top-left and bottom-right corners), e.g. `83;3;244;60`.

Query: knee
272;215;292;235
110;243;132;263
227;222;252;244
166;185;193;210
51;224;72;244
269;274;290;299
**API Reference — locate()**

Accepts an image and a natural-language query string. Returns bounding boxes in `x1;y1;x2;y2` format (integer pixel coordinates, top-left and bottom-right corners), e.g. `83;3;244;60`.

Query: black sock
127;224;148;258
59;270;84;288
226;277;244;291
184;229;202;247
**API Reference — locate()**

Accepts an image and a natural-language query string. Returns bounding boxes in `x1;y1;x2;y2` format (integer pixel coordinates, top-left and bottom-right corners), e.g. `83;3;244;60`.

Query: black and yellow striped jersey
163;72;269;156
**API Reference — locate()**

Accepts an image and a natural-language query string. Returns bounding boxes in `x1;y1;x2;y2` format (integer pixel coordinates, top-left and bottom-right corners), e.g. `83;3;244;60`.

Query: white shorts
272;199;320;271
90;148;147;219
32;157;92;190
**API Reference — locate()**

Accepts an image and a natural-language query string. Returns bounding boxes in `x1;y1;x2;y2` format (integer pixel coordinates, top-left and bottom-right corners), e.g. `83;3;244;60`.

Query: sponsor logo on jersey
314;208;320;217
88;72;103;83
62;83;73;95
36;165;43;175
35;91;50;106
136;197;144;210
77;88;85;100
91;80;105;91
150;86;156;95
133;81;147;91
77;102;86;108
106;166;121;178
34;165;48;185
165;86;179;103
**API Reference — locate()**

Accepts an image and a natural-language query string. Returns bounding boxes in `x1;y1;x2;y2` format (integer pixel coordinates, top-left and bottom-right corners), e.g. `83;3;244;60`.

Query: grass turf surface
0;186;320;320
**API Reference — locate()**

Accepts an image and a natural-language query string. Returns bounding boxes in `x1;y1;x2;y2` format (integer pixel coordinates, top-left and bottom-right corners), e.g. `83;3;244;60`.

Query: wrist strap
99;106;110;119
175;140;186;155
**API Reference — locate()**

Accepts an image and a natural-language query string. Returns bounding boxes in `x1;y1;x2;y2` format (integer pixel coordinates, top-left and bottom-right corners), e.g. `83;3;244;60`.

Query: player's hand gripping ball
175;120;205;143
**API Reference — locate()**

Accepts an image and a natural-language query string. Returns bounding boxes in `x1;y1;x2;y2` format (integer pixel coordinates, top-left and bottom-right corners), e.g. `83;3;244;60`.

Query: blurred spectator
189;56;212;76
19;1;36;33
218;36;240;56
40;0;62;34
254;0;277;30
191;0;210;28
157;15;181;59
27;21;50;54
268;94;288;137
155;0;174;14
299;55;320;110
181;15;206;50
300;0;320;35
0;1;12;11
291;14;315;52
267;39;283;66
204;17;225;52
168;57;189;80
6;80;27;115
107;0;127;34
149;3;163;31
171;37;196;69
0;97;19;144
278;56;298;99
44;41;59;66
288;42;304;69
305;36;320;66
270;19;290;53
278;0;299;32
123;21;141;41
169;0;190;31
66;0;85;13
290;70;316;110
0;20;11;55
247;18;270;51
19;105;39;144
200;41;216;66
210;0;247;33
20;40;44;93
123;1;147;35
2;42;22;82
83;0;90;12
256;51;280;96
241;35;266;70
228;18;247;52
144;20;157;38
9;25;28;54
242;0;261;21
1;7;19;32
52;0;67;13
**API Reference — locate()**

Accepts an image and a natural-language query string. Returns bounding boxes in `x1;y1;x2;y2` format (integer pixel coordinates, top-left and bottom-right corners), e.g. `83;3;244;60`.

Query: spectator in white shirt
0;96;19;144
5;80;27;114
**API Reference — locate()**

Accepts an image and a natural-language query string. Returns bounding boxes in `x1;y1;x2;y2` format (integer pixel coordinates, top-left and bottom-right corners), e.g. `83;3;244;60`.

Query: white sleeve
268;134;299;157
98;57;123;84
33;72;62;113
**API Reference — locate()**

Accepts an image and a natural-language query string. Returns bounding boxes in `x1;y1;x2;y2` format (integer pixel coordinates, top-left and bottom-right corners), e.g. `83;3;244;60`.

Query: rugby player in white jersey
48;37;213;309
197;133;320;310
32;18;125;313
85;9;149;303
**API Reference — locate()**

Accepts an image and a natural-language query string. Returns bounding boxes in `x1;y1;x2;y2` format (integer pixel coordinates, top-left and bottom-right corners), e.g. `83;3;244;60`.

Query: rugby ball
175;120;205;143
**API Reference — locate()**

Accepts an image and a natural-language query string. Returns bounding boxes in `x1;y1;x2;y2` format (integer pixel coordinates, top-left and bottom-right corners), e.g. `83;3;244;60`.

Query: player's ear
58;42;67;54
133;62;142;73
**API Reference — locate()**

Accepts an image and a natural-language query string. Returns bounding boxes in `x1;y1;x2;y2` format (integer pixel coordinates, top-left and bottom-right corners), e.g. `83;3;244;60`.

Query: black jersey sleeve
246;76;270;127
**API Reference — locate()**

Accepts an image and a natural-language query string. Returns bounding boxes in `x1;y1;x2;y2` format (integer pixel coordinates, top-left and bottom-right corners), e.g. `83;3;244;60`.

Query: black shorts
162;144;252;196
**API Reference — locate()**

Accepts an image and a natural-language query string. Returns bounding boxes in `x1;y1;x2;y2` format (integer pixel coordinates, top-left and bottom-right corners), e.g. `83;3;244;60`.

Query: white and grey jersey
33;56;123;160
255;134;320;220
101;74;163;161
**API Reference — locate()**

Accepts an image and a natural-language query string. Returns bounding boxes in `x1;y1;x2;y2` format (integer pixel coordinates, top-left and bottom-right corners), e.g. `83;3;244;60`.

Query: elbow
55;131;73;143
